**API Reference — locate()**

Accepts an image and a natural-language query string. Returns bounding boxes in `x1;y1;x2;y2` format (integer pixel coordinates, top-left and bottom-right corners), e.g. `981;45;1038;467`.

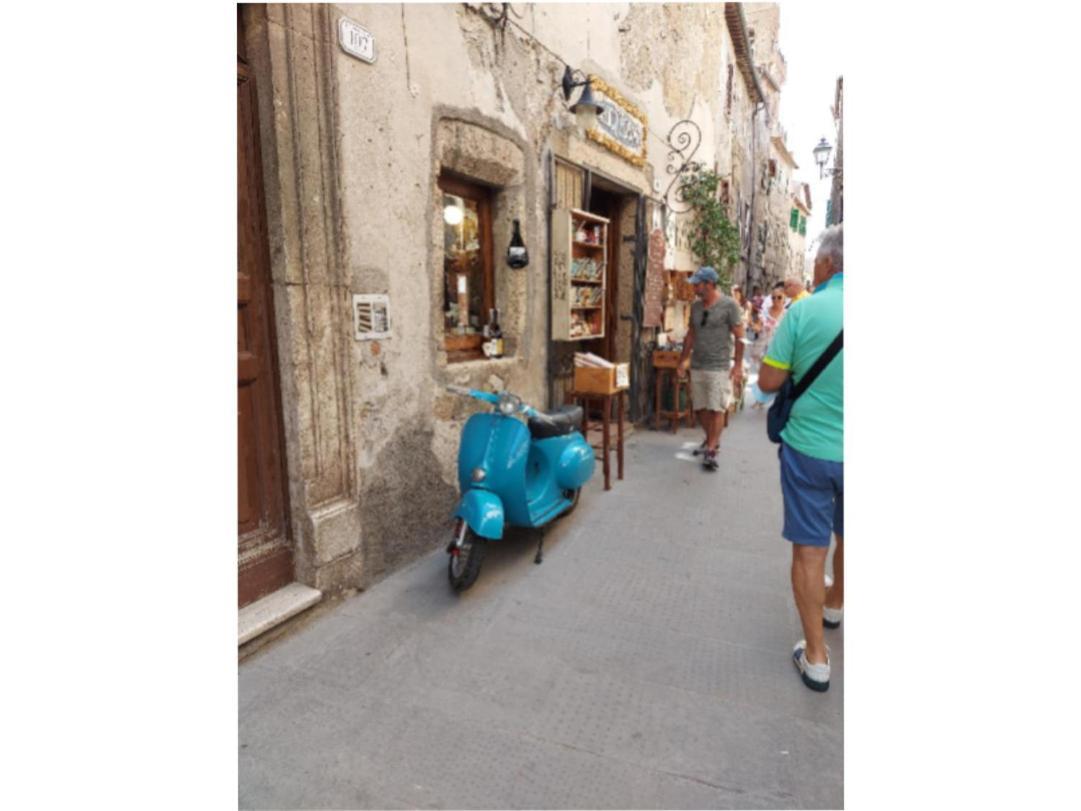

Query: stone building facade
236;2;798;631
829;75;843;225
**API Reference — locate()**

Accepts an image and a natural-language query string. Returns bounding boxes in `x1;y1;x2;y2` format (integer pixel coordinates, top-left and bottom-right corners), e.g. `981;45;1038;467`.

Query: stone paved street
240;400;843;809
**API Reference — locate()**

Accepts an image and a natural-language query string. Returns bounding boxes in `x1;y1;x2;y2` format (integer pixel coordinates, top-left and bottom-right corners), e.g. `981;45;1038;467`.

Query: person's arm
730;322;745;382
757;304;795;392
678;320;695;378
757;362;789;393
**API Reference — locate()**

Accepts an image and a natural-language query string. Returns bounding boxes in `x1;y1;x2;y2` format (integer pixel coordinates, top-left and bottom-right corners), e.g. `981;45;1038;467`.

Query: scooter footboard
454;490;505;539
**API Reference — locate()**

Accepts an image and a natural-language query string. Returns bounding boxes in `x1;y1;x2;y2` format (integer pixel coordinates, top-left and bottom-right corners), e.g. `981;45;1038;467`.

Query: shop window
438;173;494;362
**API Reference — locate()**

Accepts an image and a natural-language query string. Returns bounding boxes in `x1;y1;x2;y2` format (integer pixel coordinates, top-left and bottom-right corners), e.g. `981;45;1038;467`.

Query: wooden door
238;54;293;608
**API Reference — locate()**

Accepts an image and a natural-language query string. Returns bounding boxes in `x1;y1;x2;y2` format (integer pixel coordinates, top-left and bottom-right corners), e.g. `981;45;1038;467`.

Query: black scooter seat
528;405;583;439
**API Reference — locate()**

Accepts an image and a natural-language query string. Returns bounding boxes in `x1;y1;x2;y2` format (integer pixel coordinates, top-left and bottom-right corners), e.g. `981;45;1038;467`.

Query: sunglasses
700;310;710;328
771;295;784;300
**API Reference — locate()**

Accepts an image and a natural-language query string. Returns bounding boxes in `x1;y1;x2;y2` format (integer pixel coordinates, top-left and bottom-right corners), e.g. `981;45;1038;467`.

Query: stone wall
244;3;792;596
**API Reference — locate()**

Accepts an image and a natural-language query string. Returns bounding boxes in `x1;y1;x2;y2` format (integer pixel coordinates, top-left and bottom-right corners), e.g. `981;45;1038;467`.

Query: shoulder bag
766;330;843;444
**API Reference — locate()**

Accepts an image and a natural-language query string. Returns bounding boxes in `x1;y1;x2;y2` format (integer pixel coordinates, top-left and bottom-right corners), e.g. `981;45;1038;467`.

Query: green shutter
799;216;807;236
790;208;799;230
826;200;833;226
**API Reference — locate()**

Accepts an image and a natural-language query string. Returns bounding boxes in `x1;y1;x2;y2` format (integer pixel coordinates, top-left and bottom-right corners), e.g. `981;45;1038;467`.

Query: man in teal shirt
758;223;843;692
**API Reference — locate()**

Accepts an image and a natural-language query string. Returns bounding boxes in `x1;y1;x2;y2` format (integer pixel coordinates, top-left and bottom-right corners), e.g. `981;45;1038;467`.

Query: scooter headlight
497;393;521;416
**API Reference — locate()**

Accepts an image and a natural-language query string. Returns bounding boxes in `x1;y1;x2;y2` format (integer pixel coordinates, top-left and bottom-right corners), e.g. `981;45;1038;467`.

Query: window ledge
444;354;519;368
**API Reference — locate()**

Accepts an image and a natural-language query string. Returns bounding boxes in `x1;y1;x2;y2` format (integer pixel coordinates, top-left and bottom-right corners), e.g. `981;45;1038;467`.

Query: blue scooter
444;385;595;590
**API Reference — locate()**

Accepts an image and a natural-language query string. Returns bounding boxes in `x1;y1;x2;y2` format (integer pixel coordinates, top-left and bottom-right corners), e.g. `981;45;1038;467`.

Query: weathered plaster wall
250;3;792;596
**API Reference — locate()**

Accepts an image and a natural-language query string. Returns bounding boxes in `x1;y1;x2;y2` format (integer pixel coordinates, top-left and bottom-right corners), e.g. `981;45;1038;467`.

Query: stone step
238;582;322;646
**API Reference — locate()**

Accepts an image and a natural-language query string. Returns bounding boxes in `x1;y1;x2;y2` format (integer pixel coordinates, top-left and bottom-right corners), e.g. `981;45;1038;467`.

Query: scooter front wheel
448;521;486;591
561;488;581;517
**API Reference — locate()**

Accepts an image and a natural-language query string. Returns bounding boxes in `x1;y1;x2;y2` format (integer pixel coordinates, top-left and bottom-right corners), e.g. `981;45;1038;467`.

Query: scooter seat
528;404;583;439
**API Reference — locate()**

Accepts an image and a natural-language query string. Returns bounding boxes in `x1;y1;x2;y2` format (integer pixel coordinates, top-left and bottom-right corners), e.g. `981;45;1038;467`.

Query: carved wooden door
238;55;293;608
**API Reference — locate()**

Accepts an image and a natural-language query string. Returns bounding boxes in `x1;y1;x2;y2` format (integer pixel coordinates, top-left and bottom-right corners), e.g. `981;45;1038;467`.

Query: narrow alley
240;400;843;809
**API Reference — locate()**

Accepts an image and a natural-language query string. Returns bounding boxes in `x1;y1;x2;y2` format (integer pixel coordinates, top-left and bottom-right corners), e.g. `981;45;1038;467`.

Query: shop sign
339;17;376;64
586;77;647;167
644;229;666;328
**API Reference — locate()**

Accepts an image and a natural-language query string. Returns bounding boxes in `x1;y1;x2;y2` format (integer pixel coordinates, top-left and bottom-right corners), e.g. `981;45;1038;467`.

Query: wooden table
570;389;625;491
652;350;695;432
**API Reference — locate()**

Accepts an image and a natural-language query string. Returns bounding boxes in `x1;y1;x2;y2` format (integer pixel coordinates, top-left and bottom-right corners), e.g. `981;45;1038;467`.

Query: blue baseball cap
688;266;719;285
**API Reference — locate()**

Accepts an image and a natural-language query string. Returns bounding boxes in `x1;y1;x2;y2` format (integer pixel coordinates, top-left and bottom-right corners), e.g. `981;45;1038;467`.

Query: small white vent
353;294;391;341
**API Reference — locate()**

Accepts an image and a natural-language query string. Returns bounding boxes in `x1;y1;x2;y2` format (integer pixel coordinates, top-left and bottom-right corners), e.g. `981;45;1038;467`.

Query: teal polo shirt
763;274;843;462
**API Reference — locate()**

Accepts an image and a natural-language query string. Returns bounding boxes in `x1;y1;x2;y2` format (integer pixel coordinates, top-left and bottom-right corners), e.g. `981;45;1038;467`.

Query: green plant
679;165;741;287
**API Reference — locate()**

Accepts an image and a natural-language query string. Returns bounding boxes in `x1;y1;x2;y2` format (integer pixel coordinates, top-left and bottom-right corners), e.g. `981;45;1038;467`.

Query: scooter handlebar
445;384;500;405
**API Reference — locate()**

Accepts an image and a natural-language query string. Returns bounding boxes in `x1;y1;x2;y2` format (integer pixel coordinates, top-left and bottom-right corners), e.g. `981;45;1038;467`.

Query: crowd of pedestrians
679;223;844;693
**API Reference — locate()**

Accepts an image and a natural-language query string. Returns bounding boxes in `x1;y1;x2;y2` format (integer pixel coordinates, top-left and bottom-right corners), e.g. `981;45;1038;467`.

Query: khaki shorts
690;369;733;412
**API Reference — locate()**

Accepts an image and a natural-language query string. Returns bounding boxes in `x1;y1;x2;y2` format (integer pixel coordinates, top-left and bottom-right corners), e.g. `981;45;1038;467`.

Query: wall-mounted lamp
443;194;464;226
813;137;838;180
561;66;604;131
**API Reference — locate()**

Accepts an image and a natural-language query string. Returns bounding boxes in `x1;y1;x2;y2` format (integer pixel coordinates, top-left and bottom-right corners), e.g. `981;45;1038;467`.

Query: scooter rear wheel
448;522;486;591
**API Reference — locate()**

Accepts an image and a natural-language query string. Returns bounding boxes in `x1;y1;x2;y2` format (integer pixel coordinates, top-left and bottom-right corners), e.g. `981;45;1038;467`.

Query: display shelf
552;207;609;341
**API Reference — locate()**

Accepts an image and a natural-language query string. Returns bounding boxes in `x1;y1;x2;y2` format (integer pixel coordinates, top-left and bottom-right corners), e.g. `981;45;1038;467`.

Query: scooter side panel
454;489;504;539
554;433;596;490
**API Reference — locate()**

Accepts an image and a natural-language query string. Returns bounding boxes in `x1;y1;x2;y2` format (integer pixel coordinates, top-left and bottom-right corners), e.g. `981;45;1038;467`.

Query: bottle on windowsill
485;308;504;358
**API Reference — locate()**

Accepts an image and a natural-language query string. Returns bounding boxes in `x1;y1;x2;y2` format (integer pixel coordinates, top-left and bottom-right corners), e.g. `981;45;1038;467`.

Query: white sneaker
792;640;830;692
823;606;843;629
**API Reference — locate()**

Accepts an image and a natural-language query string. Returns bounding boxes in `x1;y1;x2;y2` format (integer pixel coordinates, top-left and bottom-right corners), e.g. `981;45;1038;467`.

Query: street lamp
813;137;834;180
562;66;604;131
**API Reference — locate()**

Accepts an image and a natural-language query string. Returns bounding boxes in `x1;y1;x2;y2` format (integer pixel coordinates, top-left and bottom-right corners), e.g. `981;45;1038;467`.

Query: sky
771;2;845;256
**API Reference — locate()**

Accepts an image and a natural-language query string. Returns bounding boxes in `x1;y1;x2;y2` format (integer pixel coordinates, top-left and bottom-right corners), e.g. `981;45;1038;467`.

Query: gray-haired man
758;224;844;691
678;266;745;471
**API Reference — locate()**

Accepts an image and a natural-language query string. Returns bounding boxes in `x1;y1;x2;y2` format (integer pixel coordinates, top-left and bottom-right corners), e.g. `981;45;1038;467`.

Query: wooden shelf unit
552;208;609;341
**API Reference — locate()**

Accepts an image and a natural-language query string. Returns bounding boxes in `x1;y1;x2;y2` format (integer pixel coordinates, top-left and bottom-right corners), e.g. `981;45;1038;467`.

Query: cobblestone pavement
240;401;843;809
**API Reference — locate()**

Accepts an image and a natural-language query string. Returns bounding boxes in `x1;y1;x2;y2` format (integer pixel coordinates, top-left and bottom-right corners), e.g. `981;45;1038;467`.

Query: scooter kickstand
533;531;545;564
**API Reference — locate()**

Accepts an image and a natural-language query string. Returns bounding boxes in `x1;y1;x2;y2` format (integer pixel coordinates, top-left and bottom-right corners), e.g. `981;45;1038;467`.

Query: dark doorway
584;187;622;361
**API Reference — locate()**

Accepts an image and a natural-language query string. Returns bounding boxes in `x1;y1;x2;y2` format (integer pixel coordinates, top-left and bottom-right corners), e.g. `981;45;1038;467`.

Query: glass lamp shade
813;137;832;169
443;203;464;226
572;81;603;131
574;103;599;131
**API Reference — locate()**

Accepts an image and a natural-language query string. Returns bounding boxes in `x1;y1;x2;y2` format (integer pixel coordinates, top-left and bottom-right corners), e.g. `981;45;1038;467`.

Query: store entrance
584;186;622;362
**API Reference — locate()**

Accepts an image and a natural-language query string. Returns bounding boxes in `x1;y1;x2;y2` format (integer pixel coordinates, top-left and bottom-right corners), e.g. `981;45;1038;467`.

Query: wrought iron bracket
663;119;702;214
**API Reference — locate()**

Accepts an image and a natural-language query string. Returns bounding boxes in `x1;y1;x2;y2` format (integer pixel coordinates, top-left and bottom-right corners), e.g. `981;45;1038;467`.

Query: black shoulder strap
792;330;843;400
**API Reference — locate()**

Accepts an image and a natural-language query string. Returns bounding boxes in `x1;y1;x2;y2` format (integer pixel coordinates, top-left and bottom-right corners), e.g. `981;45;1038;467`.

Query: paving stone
240;406;843;808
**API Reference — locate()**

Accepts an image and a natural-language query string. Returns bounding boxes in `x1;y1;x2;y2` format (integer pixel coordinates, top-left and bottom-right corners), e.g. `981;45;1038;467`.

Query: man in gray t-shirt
677;266;745;470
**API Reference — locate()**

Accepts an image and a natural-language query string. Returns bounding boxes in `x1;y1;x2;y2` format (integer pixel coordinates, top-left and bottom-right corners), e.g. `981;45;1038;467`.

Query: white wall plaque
339;17;376;64
353;294;391;340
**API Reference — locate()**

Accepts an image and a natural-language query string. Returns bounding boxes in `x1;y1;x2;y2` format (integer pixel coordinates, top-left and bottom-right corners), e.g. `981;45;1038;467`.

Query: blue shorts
779;443;844;547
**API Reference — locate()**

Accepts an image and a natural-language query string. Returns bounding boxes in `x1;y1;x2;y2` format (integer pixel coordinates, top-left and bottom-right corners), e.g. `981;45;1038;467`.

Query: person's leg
825;533;843;610
708;373;730;451
708;409;724;449
825;463;844;610
779;443;834;665
792;543;830;664
705;409;721;449
696;409;709;446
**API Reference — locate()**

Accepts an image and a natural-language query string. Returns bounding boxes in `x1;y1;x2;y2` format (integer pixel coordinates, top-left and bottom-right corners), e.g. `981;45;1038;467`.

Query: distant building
789;183;812;283
828;76;843;225
236;2;801;634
